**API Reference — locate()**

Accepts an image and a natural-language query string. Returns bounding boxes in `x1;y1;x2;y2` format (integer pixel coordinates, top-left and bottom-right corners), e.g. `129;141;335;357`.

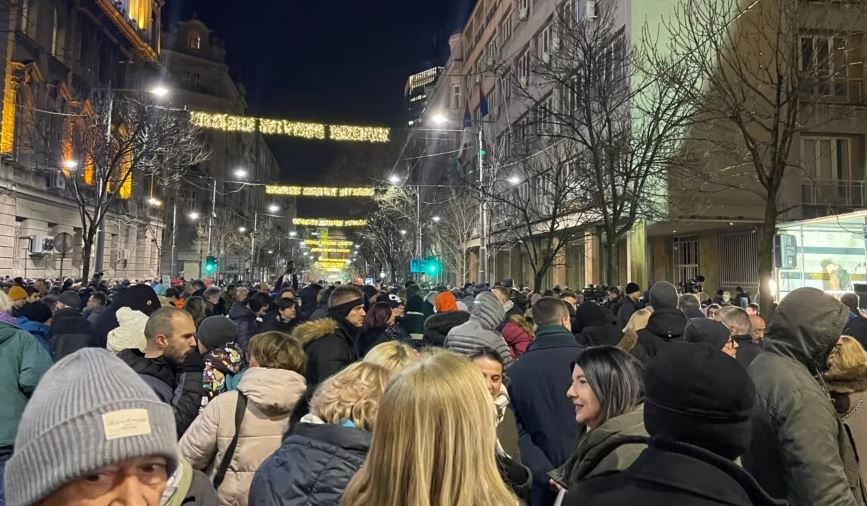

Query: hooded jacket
117;349;204;437
827;364;867;483
637;308;687;358
49;308;94;360
297;285;322;321
550;405;648;488
15;316;51;356
501;319;534;359
106;307;149;353
179;367;307;506
91;284;161;348
444;292;512;367
249;419;371;506
422;310;470;347
0;322;53;447
201;342;245;407
575;303;622;347
293;317;358;387
743;287;866;506
228;302;259;352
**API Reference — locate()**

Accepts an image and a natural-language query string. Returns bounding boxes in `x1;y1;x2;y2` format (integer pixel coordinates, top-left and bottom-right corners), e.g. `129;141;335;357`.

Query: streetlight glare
188;211;200;220
268;204;280;213
62;160;79;170
400;229;407;235
388;174;401;185
267;250;274;254
147;197;162;207
507;175;521;186
234;168;248;179
432;215;442;223
149;85;169;98
289;231;297;237
430;113;448;126
238;226;247;233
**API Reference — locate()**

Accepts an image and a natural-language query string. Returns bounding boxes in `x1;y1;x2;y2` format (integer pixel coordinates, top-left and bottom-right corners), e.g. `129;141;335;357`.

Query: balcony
800;77;866;105
801;179;866;207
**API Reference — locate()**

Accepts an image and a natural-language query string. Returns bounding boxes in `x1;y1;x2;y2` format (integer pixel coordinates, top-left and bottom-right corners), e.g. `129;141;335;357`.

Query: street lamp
388;174;401;185
400;229;407;235
148;85;170;98
507;175;521;186
379;271;386;279
238;226;247;233
147;197;162;207
62;159;79;170
267;250;274;254
289;231;297;237
432;215;441;223
268;204;280;213
234;168;248;179
430;113;449;126
188;211;200;221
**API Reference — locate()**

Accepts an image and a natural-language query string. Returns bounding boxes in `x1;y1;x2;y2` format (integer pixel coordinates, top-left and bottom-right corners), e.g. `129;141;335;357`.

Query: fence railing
801;179;866;207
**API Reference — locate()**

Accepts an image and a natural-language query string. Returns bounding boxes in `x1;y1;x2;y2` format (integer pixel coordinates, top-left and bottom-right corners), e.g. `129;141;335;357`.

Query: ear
154;334;169;350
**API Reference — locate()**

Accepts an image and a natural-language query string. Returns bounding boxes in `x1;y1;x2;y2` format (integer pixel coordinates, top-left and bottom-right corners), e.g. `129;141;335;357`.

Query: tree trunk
533;269;545;293
81;238;93;283
757;196;779;318
604;236;618;288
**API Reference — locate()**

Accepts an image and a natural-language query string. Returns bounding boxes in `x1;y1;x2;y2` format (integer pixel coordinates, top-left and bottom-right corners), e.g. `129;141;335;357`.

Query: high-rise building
405;67;442;125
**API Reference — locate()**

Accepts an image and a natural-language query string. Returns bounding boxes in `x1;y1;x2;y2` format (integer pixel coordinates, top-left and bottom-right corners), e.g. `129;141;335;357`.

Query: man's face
346;304;366;328
27;292;40;303
562;296;577;309
86;296;101;311
40;456;168;506
280;305;297;320
205;294;220;305
158;314;197;366
235;288;249;302
493;290;510;307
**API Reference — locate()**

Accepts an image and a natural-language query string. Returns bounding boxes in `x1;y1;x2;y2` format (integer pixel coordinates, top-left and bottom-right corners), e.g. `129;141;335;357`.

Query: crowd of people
1;272;867;505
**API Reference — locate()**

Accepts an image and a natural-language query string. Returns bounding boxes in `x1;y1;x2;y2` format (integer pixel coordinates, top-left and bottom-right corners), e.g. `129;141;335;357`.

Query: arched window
187;30;201;50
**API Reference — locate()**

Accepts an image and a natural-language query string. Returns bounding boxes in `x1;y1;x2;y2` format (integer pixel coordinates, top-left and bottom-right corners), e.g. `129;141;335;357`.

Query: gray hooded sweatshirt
444;292;512;367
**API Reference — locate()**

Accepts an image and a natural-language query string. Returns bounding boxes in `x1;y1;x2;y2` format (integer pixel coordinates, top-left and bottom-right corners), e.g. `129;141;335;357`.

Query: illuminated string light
310;247;352;253
266;185;375;197
293;218;367;227
303;239;354;247
189;111;390;143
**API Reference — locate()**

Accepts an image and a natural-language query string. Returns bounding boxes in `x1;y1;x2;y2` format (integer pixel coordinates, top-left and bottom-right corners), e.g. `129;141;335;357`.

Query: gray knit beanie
5;348;178;505
649;281;679;309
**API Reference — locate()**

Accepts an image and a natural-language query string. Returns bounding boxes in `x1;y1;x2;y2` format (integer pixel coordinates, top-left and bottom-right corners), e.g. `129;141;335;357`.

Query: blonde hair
309;362;389;431
363;341;417;375
248;331;307;373
829;336;867;373
618;308;653;353
341;352;516;506
509;314;535;336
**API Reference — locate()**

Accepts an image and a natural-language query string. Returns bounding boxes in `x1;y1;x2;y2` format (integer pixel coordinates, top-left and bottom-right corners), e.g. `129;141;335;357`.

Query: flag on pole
457;99;474;163
479;84;489;118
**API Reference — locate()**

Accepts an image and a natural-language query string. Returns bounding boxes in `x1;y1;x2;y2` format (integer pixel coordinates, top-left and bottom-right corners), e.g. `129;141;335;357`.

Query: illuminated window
188;31;201;50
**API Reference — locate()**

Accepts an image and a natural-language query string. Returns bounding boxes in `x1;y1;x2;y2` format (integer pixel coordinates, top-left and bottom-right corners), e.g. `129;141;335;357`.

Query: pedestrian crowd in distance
2;272;867;506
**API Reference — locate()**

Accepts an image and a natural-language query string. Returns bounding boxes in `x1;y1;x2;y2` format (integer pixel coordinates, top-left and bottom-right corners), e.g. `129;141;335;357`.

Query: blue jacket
507;324;584;506
15;317;52;357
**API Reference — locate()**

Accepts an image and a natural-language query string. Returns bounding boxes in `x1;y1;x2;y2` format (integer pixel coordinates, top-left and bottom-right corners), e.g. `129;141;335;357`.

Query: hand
549;479;565;492
181;348;205;373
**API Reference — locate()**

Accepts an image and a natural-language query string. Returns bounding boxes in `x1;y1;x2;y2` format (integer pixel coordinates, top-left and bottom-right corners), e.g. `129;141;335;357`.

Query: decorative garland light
266;185;375;197
189;111;390;143
294;218;367;227
304;239;354;247
310;247;352;253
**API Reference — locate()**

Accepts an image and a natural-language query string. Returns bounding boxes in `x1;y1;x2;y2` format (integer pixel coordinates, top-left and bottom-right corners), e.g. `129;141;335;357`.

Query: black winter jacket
228;302;259;351
49;308;94;360
637;308;687;358
732;335;762;368
248;422;370;506
845;314;867;350
116;349;203;437
422;310;470;347
294;318;359;387
565;438;785;506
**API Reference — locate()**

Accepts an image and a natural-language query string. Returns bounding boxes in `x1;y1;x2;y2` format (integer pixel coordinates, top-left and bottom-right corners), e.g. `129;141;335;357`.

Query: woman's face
472;357;503;398
39;456;168;506
566;365;602;429
280;305;297;320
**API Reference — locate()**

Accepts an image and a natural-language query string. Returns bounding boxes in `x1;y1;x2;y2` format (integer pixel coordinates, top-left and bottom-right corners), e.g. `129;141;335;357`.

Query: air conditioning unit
519;6;528;20
29;234;49;255
586;0;598;19
48;171;66;191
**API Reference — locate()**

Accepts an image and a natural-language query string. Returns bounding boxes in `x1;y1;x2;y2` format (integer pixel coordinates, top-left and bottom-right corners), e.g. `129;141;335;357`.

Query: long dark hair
363;302;393;331
573;345;643;426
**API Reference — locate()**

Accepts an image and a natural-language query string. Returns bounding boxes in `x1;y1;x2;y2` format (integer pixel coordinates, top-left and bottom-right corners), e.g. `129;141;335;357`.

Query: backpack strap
212;391;247;489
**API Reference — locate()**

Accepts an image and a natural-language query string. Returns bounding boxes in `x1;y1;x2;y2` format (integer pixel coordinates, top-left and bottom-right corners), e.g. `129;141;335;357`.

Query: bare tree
47;95;208;281
358;188;414;283
649;0;866;313
426;188;478;286
506;3;696;285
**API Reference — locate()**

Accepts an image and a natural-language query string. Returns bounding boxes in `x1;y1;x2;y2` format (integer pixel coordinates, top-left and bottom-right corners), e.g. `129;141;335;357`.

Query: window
801;136;852;181
519;0;530;17
450;84;462;109
560;76;580;113
517;48;530;85
500;13;513;45
800;34;848;97
600;28;626;86
487;36;499;65
673;236;699;285
502;69;513;99
539;24;552;61
188;30;202;50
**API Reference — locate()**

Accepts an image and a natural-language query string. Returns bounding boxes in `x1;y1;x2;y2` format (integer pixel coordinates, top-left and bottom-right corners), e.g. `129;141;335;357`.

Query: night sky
166;0;475;187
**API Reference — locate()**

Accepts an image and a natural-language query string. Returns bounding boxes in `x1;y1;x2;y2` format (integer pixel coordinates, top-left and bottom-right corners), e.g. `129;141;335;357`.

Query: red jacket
501;320;533;359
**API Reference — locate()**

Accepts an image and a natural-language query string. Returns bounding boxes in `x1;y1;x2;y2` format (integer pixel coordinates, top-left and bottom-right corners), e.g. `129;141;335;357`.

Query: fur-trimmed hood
825;365;867;394
291;317;339;346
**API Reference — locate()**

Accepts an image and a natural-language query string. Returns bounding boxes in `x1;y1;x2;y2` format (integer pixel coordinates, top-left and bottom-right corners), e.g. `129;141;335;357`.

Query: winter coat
259;314;301;335
292;317;359;387
85;304;106;324
444;292;512;367
0;322;53;447
106;307;149;353
397;312;426;337
845;313;867;350
229;302;260;352
116;348;204;438
743;287;867;506
732;335;762;368
356;327;391;357
202;342;245;407
501;319;533;359
507;323;584;506
636;308;687;358
577;324;622;347
15;317;51;356
91;284;161;348
616;296;640;330
297;285;322;321
248;418;371;506
550;405;647;488
564;437;786;506
162;459;220;506
827;365;867;483
495;385;522;462
49;308;94;360
422;310;470;347
179;367;307;506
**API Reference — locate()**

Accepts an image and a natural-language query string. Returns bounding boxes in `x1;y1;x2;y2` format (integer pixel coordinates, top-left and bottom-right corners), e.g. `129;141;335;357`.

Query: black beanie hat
684;318;731;350
643;342;755;460
20;302;52;323
625;282;641;295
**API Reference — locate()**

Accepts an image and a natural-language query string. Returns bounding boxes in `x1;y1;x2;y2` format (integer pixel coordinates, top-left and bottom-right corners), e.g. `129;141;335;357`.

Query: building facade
0;0;165;281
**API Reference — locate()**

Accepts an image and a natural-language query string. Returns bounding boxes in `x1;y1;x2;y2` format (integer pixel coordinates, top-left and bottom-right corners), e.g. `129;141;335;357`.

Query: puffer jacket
501;319;533;359
106;307;149;353
743;287;867;506
15;317;51;356
445;292;512;367
827;364;867;483
550;404;648;488
636;308;687;358
422;310;470;346
179;367;307;506
292;317;359;387
248;416;371;506
201;342;245;408
0;322;53;447
49;308;94;360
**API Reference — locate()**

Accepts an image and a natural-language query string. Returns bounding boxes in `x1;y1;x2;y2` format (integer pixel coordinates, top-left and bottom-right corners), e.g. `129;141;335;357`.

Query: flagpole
478;125;488;286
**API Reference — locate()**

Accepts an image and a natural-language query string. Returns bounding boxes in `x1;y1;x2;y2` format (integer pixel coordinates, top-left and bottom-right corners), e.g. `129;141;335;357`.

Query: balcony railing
801;179;866;207
800;77;865;104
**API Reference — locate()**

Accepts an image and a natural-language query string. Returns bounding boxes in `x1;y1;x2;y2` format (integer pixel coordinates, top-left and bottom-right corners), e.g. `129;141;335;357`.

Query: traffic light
425;256;441;276
204;256;217;275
